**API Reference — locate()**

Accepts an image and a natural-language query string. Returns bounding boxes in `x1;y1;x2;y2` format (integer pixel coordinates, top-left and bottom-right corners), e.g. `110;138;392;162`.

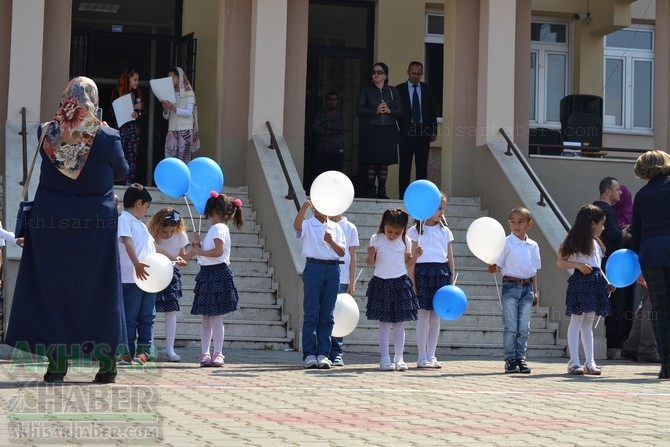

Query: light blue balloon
186;157;224;214
154;158;191;198
606;249;641;288
403;180;441;220
433;285;468;320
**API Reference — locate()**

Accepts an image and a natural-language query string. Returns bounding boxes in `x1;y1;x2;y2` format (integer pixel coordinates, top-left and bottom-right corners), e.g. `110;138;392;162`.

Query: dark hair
408;61;423;70
559;204;606;258
204;194;244;229
326;91;339;100
413;192;448;234
377;208;410;246
598;177;618;195
372;62;390;86
123;183;152;209
509;207;532;221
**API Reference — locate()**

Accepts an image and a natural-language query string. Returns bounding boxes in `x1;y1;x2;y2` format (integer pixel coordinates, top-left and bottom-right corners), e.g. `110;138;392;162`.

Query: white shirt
198;223;231;266
336;217;359;285
567;240;604;268
118;210;156;283
156;231;189;259
495;233;541;279
370;233;412;279
407;224;453;263
295;216;345;261
0;220;16;246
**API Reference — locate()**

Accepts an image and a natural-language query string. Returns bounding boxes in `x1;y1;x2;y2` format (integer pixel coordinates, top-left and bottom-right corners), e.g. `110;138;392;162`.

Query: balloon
186;157;224;214
466;217;506;264
332;293;360;337
310;171;355;216
403;180;441;220
433;285;468;320
134;253;174;293
606;249;641;288
154;158;191;198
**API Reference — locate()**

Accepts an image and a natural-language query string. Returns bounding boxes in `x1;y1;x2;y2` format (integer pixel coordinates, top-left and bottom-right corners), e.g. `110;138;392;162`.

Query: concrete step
168;318;290;338
155;303;284;322
341;340;567;358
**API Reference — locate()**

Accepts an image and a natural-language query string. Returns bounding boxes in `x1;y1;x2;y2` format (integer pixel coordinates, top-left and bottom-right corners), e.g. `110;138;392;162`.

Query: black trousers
398;129;431;199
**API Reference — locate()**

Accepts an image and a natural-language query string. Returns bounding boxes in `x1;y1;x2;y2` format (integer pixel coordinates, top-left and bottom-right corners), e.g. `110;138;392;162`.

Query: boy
488;207;541;374
294;200;346;369
118;183;158;365
329;213;360;366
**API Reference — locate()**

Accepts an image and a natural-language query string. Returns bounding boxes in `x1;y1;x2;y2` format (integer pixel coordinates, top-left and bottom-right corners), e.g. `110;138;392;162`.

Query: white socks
164;312;177;355
200;315;225;354
567;312;596;366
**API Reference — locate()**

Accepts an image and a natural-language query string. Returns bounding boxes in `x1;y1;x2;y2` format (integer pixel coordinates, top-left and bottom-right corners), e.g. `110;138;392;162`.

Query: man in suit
396;61;438;199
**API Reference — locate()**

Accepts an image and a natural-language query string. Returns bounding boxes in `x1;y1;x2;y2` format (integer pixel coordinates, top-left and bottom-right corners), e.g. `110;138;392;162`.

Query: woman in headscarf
161;66;200;163
5;77;129;383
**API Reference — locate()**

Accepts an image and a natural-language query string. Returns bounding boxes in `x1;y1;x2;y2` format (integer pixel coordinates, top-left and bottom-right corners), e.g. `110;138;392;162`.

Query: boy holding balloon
488;207;541;374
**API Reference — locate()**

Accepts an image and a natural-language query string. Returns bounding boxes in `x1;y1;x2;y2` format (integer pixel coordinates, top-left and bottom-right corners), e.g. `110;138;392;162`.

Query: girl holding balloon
366;208;420;371
186;192;244;367
557;204;614;375
148;208;189;362
407;192;454;369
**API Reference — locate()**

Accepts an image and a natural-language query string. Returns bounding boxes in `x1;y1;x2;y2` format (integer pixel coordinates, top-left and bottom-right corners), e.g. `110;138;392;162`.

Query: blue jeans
501;282;534;362
122;283;156;357
302;261;339;359
330;283;348;360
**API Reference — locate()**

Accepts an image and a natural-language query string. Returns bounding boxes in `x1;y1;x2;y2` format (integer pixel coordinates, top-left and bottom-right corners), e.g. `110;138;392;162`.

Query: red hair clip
233;198;243;207
209;191;219;198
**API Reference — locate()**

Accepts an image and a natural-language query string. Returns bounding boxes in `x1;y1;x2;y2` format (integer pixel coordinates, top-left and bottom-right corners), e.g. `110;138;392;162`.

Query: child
293;201;346;369
329;214;360;366
408;192;455;369
110;68;145;185
118;183;159;365
488;207;541;374
148;208;189;362
557;204;614;375
186;192;244;367
366;208;420;371
161;66;200;163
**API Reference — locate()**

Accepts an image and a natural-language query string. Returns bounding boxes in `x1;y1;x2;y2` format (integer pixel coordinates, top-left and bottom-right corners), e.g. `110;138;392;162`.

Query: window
604;26;654;132
425;12;444;118
529;21;569;126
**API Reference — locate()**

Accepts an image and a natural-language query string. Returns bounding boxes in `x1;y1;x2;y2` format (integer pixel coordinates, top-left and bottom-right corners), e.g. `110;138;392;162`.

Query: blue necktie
411;84;421;124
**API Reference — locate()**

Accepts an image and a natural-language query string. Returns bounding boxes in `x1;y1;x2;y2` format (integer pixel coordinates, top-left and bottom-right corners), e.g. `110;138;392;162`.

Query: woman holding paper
161;67;200;163
110;69;145;185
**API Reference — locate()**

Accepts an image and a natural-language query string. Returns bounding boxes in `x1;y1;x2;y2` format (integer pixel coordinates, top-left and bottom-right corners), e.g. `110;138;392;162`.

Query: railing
498;128;571;232
19;107;28;185
266;121;301;211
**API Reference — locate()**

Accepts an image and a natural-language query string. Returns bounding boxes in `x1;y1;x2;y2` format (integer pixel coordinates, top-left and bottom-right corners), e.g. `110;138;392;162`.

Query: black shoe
377;187;390;199
366;187;377;198
517;359;532;374
44;361;68;383
621;350;638;361
658;363;670;380
505;360;519;373
93;371;117;384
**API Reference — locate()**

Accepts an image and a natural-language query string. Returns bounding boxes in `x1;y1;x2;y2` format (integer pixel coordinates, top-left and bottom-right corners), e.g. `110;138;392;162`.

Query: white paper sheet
150;77;176;103
111;94;135;128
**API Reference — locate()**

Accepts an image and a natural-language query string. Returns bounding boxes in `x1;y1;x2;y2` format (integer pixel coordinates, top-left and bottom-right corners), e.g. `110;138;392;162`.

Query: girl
161;66;200;163
186;192;244;367
366;208;420;371
407;192;454;369
148;208;189;362
111;69;145;185
557;204;614;375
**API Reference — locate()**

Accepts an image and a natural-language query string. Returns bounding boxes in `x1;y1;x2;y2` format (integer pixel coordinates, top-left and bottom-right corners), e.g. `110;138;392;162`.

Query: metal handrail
498;128;571;232
266;121;301;211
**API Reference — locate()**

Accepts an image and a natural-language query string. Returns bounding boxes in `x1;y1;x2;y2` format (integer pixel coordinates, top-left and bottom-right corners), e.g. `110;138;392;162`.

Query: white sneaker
380;360;396;371
430;357;443;368
417;358;433;368
395;360;408;371
166;352;181;362
303;355;318;368
317;355;332;369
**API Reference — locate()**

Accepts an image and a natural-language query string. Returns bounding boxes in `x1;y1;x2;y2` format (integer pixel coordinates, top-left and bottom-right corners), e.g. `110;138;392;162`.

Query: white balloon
332;293;360;337
134;253;174;293
466;217;506;264
309;171;355;216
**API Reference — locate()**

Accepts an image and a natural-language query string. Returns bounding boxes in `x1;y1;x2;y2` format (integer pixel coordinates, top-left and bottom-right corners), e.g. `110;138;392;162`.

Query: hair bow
209;191;219;198
233;198;243;208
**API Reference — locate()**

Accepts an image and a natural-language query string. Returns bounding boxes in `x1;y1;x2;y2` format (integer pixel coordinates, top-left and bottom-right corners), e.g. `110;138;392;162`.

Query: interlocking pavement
1;345;669;446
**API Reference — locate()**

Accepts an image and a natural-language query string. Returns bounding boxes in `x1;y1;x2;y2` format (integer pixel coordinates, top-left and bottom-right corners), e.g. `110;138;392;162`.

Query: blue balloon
606;249;641;288
403;180;441;220
154;158;191;198
186;157;224;214
433;285;468;320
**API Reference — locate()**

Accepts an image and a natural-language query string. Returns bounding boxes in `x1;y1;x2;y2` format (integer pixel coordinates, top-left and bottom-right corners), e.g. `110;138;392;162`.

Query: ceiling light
78;2;120;13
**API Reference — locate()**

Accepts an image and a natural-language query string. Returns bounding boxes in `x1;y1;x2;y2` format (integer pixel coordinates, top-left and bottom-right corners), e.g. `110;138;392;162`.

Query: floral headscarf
42;77;101;180
174;67;200;152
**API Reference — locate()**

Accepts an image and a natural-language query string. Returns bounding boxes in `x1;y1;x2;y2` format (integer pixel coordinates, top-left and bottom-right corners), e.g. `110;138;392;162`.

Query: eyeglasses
371;70;385;75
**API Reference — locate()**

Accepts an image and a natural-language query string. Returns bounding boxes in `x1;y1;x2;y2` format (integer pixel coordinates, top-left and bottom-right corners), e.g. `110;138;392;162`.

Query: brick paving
0;346;669;446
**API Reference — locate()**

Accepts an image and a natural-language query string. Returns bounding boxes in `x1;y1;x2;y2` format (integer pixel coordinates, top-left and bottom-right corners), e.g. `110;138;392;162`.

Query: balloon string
493;272;502;310
453;272;459;286
183;196;196;232
355;269;363;284
417;220;423;247
594;315;601;329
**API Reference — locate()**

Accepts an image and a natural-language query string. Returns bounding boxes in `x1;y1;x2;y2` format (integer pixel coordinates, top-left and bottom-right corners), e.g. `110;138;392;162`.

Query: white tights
200;315;225;355
567;312;596;367
379;322;406;363
164;311;178;355
416;309;441;361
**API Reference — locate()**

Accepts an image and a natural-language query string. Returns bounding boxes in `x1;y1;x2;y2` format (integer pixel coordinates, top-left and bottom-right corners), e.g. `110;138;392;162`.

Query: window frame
425;11;444;120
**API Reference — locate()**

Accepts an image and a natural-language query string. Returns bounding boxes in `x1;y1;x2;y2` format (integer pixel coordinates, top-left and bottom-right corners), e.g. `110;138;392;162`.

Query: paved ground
0;345;669;446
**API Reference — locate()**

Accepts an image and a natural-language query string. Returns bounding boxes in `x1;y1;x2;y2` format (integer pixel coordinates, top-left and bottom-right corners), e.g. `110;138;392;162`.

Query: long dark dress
5;126;129;363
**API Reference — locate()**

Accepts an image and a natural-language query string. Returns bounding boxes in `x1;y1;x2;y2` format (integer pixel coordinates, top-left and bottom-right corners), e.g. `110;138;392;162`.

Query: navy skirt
191;263;240;316
366;275;419;323
415;262;452;310
156;266;182;313
565;268;612;317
